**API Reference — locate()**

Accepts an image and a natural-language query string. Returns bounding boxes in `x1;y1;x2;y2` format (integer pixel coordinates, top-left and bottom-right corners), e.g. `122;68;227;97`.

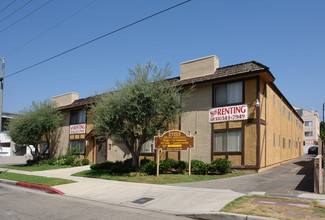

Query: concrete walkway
3;155;325;216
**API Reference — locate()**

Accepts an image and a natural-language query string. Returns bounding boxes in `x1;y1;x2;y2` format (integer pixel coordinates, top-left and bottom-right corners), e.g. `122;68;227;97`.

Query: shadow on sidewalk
294;158;314;193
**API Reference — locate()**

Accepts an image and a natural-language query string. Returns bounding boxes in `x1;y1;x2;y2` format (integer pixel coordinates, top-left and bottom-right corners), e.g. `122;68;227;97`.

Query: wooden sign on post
154;130;194;176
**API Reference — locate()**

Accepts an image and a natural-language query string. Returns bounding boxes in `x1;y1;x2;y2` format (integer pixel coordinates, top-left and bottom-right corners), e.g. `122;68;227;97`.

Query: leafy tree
91;61;188;171
8;100;63;159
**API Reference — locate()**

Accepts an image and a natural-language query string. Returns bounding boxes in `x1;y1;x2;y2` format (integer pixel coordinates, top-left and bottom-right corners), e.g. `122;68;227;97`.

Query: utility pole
0;57;4;132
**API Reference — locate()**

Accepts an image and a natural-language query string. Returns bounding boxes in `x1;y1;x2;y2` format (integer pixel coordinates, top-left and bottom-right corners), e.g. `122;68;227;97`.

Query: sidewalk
3;165;325;218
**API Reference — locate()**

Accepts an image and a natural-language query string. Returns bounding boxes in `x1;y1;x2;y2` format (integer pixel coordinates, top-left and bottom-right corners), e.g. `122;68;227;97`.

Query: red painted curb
16;182;64;195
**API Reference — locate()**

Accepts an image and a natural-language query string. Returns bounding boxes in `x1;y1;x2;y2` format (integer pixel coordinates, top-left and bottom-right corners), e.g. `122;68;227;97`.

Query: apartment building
52;55;304;171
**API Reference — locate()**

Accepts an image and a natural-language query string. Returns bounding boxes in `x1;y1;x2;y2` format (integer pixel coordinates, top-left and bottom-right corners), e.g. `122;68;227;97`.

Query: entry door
96;139;107;163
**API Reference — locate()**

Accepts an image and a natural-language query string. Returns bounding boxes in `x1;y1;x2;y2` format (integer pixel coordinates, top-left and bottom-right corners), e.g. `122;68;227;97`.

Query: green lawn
0;172;75;186
73;169;246;184
3;164;71;172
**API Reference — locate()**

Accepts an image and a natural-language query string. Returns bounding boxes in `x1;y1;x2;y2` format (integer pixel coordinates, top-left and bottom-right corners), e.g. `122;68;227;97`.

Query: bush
71;158;82;167
140;161;157;175
140;158;151;166
191;160;208;175
39;159;48;165
26;159;38;166
159;159;177;173
65;155;78;165
90;161;114;170
174;160;188;174
47;158;57;165
81;158;90;166
210;158;232;174
109;161;131;174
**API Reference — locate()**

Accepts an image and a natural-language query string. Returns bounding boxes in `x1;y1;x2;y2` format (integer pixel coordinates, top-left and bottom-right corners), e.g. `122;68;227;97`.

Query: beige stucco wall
107;138;132;162
52;92;79;107
53;111;70;157
180;84;212;163
263;83;303;168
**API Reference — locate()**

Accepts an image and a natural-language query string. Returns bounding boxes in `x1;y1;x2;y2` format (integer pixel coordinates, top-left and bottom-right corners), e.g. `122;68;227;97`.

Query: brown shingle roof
175;61;274;87
58;95;99;110
58;61;274;110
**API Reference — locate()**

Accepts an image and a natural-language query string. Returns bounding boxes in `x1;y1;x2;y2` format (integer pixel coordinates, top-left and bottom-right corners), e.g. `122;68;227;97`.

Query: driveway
171;154;315;197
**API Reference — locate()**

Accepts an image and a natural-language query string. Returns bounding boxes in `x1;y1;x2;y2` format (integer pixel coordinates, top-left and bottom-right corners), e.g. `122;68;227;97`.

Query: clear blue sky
1;0;324;116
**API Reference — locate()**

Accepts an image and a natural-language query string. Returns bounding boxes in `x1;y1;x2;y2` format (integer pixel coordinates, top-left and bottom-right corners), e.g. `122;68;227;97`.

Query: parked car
308;146;318;155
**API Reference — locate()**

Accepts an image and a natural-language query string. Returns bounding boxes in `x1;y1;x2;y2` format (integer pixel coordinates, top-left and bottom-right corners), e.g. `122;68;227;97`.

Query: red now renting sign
70;124;86;134
209;104;248;123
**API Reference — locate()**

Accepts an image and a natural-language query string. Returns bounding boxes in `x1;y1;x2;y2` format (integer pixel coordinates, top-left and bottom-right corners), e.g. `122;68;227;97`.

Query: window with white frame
69;140;85;154
305;131;313;137
288;112;291;121
283;138;286;148
305;121;313;126
40;142;49;154
283;106;286;117
278;100;281;112
214;130;242;152
213;81;243;106
141;139;155;153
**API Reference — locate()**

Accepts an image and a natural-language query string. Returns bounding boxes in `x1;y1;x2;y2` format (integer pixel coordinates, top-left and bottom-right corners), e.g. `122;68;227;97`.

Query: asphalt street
0;183;191;220
171;154;315;196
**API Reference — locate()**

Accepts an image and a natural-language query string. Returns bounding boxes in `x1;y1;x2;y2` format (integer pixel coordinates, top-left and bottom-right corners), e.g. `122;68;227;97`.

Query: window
279;135;281;147
70;109;86;125
305;131;313;137
69;140;85;154
141;139;155;153
283;138;286;149
305;121;313;126
288;112;291;121
273;133;275;146
289;139;291;149
283;106;286;117
213;81;243;106
296;119;298;127
214;130;242;152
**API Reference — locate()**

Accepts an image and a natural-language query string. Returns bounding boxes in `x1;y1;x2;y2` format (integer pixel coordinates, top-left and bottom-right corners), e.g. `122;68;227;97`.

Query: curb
0;179;64;194
184;212;277;220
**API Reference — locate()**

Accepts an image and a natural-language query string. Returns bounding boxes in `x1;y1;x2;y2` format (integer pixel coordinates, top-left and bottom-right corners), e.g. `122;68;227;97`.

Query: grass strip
0;171;75;186
221;195;325;219
3;164;71;172
73;169;246;184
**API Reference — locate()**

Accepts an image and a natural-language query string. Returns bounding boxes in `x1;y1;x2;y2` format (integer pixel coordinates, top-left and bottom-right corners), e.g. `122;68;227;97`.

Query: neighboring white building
0;113;34;157
294;106;320;152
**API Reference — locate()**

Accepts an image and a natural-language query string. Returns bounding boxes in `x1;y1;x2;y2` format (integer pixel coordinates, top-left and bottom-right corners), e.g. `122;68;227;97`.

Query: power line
5;0;97;57
4;0;191;79
0;0;52;33
0;0;17;15
0;0;32;24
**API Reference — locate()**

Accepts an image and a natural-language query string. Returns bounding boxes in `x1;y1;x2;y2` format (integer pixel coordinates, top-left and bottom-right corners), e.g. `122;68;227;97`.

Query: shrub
65;155;78;165
39;159;48;165
26;159;38;166
71;158;82;167
140;161;157;175
191;160;208;175
90;161;114;170
140;158;151;166
210;158;232;174
47;158;57;165
159;159;177;173
174;160;188;174
109;161;131;174
81;158;90;166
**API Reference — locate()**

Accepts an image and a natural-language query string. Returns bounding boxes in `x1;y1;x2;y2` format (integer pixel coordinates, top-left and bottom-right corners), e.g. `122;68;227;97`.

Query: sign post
155;130;194;176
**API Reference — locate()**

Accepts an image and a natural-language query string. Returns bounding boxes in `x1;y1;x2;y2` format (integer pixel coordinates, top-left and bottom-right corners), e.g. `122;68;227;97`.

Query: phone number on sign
211;114;246;122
